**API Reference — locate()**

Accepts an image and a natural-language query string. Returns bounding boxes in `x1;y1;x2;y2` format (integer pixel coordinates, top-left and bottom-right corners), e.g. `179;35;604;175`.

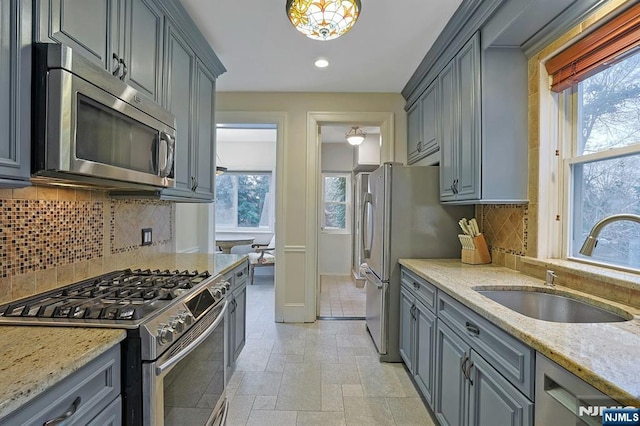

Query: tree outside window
322;173;350;233
567;51;640;269
216;172;272;231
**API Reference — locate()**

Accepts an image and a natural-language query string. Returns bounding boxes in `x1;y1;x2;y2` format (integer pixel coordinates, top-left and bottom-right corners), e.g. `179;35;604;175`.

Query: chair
248;235;275;284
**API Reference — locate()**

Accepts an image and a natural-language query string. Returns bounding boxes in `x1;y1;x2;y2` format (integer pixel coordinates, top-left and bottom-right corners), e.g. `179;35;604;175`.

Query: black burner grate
0;269;210;321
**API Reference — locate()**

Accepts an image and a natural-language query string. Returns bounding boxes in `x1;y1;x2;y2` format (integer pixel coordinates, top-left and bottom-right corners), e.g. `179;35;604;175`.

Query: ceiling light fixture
345;126;366;146
314;58;329;68
286;0;362;41
215;153;227;176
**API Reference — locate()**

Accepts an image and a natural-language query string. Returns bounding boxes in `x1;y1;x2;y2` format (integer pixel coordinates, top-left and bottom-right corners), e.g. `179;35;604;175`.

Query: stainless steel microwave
32;44;176;189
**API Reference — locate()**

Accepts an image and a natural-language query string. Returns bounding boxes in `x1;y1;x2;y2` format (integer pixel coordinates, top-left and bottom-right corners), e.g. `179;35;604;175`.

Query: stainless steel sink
476;289;631;323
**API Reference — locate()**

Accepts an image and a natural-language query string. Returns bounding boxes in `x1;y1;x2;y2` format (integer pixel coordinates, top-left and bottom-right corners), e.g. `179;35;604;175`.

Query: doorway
214;112;285;322
317;124;381;319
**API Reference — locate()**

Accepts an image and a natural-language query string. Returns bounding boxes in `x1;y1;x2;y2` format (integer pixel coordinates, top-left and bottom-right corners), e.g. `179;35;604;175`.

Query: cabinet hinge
555;215;560;221
555;150;560;156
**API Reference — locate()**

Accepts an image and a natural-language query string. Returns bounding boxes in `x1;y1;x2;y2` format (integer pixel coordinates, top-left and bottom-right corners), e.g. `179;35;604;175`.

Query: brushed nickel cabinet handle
43;396;81;426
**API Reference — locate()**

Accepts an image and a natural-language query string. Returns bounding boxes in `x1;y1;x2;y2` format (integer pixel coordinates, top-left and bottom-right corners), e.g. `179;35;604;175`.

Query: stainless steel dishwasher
535;354;619;426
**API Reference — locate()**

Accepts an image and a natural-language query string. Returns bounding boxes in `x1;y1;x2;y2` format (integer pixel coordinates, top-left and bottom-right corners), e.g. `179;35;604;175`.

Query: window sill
519;256;640;307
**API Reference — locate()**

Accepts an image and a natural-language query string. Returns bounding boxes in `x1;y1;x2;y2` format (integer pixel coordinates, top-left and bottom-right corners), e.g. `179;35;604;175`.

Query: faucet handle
545;270;557;287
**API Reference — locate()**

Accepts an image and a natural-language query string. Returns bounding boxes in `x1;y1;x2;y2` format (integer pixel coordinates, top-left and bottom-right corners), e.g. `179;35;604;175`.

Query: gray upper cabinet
407;79;439;164
438;33;481;202
0;0;31;187
37;0;120;73
122;0;164;102
161;25;216;201
164;24;194;194
194;61;216;198
38;0;163;102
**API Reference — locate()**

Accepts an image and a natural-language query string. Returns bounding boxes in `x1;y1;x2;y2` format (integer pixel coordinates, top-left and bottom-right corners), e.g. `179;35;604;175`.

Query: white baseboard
178;247;200;254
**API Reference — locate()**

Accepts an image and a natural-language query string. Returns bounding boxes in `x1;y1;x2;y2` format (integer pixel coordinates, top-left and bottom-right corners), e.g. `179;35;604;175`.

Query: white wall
321;143;354;171
214;92;405;321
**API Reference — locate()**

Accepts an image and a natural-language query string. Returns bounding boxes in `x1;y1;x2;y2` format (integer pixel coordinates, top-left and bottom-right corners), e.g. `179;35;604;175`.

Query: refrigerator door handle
361;192;373;259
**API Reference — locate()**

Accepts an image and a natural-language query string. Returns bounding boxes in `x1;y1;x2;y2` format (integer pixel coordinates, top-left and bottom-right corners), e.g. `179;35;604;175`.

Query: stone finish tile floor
319;275;366;318
227;275;437;425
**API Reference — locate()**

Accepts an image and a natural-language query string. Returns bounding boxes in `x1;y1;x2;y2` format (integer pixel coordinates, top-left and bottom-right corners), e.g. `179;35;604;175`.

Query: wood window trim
546;2;640;92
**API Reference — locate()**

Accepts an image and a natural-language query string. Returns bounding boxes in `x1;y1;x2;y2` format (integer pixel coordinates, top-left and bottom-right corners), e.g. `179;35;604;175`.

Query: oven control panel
139;274;230;360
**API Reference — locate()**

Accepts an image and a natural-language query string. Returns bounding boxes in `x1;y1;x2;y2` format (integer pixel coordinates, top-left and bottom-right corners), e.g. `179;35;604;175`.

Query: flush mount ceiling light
345;126;366;146
286;0;362;41
314;58;329;68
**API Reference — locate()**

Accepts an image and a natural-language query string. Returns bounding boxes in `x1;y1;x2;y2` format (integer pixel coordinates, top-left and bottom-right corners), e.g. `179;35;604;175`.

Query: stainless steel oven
32;43;176;189
145;300;228;426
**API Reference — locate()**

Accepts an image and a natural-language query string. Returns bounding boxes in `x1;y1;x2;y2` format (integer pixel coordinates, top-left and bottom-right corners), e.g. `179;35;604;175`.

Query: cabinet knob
417;141;422;152
465;321;480;336
112;53;121;77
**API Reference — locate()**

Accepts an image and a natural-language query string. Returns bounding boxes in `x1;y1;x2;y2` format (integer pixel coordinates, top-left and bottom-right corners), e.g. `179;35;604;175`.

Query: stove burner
0;269;211;321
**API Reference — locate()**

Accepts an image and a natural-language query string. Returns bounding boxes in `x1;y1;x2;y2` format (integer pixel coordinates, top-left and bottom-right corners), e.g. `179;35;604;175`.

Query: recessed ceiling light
314;58;329;68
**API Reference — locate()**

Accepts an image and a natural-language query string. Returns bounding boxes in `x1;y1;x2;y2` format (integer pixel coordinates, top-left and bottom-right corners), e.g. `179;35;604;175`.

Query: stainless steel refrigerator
361;163;473;362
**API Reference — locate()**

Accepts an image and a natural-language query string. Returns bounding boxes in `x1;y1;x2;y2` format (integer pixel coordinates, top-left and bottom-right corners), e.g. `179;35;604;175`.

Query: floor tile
296;411;347;426
236;371;283;396
341;384;364;397
322;384;344;412
246;409;297;426
343;396;395;426
387;397;437;425
253;395;277;410
322;363;361;385
226;395;255;426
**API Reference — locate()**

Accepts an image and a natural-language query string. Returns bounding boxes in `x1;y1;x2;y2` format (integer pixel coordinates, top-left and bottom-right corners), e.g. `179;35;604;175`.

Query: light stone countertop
399;258;640;406
0;253;247;419
0;327;126;419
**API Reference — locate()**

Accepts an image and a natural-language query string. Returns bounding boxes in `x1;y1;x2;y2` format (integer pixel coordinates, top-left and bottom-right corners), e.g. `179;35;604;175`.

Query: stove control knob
223;281;231;291
179;311;194;327
169;316;185;333
213;289;223;300
157;324;174;346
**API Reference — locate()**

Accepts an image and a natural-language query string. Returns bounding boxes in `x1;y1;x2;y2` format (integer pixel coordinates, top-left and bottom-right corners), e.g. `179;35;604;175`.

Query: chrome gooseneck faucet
579;214;640;256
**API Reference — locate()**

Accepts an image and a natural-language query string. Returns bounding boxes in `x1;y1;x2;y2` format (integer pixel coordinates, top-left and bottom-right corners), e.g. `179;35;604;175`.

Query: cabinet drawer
438;292;534;399
2;345;121;425
233;263;249;288
401;268;437;313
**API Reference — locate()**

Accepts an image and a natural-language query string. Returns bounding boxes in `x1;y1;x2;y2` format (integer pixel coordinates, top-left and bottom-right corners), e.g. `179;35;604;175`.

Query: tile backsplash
477;204;528;268
0;186;175;303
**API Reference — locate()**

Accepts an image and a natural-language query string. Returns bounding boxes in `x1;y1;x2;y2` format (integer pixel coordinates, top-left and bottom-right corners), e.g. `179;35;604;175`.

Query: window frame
557;78;640;272
215;170;274;233
320;172;351;234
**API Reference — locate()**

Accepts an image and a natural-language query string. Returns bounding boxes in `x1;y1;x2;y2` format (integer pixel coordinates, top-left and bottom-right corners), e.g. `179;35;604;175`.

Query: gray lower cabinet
434;320;468;426
1;345;121;425
227;261;248;371
0;0;31;187
399;270;437;406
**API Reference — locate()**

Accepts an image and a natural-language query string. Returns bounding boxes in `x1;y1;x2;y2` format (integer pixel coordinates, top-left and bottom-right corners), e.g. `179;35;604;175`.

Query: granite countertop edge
399;258;640;407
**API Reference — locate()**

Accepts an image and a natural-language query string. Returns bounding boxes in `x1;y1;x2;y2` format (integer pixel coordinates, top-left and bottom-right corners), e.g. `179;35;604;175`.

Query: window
562;50;640;270
321;173;351;233
215;172;273;231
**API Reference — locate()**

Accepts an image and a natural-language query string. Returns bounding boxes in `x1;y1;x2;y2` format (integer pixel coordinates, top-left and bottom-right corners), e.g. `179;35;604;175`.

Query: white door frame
215;111;287;321
306;112;394;321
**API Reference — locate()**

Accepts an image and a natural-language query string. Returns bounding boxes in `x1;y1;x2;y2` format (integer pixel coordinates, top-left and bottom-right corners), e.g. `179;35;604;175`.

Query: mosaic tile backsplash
0;198;103;278
0;186;174;302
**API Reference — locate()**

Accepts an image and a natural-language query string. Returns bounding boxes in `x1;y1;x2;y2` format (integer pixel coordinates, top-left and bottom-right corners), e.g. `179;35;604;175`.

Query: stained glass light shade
286;0;362;41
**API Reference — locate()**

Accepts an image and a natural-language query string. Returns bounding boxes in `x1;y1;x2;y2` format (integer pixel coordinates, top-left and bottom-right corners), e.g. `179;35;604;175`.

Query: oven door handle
155;301;228;376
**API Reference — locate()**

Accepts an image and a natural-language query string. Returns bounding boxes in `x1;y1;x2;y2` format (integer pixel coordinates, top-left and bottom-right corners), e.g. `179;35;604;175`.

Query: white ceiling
179;0;463;92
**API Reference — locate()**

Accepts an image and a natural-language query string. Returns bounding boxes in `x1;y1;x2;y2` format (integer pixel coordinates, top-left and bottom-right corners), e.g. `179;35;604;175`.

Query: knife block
461;234;492;265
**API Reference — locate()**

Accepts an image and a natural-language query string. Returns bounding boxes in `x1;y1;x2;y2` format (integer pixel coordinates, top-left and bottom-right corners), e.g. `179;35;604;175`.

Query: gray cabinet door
414;300;436;407
39;0;120;72
232;282;247;362
164;25;195;193
467;351;533;426
194;61;216;198
455;34;481;200
399;286;414;371
434;320;467;426
420;81;439;158
0;0;30;185
122;0;163;102
439;59;457;201
406;101;422;164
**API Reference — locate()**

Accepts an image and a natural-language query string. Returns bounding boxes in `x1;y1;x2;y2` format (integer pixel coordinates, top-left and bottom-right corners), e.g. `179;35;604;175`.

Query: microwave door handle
158;132;175;177
156;301;228;376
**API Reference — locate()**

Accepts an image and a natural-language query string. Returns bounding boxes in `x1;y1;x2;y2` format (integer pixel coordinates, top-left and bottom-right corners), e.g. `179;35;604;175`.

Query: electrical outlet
141;228;152;246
